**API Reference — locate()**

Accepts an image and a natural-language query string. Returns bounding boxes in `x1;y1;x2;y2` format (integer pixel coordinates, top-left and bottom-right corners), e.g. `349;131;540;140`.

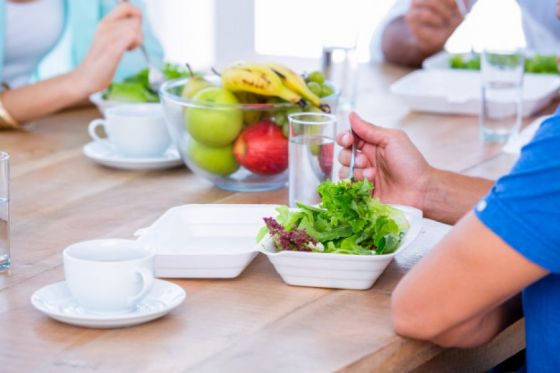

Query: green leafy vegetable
259;180;409;255
524;55;558;74
102;82;158;103
449;54;480;70
103;63;191;103
449;54;558;74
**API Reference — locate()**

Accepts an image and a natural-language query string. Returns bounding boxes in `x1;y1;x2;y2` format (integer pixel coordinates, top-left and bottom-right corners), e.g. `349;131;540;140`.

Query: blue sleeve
474;114;560;273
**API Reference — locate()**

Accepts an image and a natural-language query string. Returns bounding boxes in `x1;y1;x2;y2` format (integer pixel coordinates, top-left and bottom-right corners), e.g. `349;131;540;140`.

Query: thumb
349;112;391;147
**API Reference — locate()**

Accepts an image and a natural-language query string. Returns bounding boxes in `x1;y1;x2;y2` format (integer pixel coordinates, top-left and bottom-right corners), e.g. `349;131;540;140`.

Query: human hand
337;113;434;210
405;0;465;55
73;3;144;96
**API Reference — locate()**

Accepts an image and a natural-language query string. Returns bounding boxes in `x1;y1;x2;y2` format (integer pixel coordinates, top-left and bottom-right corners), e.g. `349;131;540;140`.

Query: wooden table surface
0;63;540;372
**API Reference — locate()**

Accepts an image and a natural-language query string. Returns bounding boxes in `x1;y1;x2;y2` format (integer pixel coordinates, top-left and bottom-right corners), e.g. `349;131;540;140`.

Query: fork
118;0;165;92
346;130;357;182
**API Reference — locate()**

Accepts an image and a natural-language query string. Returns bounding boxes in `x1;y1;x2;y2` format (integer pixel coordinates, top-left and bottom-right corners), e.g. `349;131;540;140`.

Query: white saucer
31;279;186;329
83;141;183;171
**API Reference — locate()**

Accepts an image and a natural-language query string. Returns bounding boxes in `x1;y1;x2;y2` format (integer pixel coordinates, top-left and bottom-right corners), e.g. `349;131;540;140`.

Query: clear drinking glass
480;49;525;143
0;152;10;271
288;113;336;207
321;46;358;111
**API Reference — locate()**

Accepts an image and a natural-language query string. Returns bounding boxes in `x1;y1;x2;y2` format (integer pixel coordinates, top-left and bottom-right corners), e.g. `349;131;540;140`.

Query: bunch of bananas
221;62;330;112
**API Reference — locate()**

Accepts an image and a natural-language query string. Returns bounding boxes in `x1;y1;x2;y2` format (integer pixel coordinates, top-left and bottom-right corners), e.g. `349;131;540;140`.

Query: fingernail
364;169;374;179
342;133;351;144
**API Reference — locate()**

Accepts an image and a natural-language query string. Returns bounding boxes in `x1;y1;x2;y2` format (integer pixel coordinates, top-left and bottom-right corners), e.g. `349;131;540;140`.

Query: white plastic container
258;205;423;290
135;204;278;278
390;69;560;117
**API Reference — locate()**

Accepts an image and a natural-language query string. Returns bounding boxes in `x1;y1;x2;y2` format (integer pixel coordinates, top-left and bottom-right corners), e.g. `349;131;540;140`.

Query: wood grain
0;63;533;372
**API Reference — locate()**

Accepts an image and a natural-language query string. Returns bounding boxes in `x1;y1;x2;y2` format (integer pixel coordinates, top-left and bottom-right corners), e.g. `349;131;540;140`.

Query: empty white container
135;204;278;278
390;69;560;117
258;205;423;290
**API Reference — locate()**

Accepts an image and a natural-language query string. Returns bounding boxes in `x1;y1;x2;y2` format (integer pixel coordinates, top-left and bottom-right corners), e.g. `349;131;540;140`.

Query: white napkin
502;115;551;155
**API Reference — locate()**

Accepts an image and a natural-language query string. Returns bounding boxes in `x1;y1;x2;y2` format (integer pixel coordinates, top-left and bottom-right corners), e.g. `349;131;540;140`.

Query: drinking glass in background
321;46;358;179
321;46;358;111
0;152;10;271
480;49;525;143
288;113;336;207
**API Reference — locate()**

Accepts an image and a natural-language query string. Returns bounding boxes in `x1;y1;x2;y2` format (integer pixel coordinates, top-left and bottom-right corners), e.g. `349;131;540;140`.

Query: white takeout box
135;204;278;278
390;69;560;117
258;205;423;290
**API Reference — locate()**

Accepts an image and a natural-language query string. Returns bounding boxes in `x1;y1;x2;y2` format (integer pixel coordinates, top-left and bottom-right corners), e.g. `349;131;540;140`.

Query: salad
102;63;190;103
257;180;409;255
449;53;558;74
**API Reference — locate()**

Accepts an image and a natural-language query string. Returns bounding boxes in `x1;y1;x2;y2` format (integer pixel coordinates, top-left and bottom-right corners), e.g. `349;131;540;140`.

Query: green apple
185;87;243;147
187;138;239;176
182;75;213;99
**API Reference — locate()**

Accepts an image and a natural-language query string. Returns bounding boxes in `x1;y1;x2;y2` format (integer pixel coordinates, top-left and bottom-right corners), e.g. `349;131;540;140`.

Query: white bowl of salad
90;63;191;117
257;180;423;290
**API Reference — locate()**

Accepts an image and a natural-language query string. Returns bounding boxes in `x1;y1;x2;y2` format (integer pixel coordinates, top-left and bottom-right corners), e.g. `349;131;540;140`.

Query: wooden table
0;63;537;372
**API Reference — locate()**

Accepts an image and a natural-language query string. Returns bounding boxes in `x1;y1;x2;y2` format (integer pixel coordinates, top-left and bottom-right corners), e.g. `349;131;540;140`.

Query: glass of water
288;113;336;207
0;152;9;271
480;49;525;143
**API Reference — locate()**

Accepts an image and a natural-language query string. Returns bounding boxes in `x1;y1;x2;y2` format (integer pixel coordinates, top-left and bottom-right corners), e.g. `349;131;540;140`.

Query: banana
221;64;304;106
263;62;329;112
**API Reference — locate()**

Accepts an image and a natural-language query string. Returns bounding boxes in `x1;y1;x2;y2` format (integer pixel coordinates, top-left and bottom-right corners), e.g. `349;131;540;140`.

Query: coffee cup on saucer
88;104;171;158
63;239;155;315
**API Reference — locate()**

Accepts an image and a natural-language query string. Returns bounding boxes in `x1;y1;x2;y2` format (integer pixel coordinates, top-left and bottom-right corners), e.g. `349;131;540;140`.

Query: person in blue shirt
0;0;163;129
337;111;560;371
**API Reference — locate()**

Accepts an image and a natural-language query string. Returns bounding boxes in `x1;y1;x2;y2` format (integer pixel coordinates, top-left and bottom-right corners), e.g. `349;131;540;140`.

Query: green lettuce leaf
259;180;409;255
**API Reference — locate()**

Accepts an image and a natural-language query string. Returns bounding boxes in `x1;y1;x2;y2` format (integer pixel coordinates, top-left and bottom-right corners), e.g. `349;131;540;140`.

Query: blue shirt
475;112;560;372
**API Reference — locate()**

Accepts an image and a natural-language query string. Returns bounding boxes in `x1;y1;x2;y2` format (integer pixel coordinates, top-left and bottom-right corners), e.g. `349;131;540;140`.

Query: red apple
233;120;288;175
319;142;334;177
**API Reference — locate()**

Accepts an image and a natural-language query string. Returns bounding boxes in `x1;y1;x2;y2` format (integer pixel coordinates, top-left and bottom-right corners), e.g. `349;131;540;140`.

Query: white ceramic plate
135;204;279;278
83;141;183;171
259;205;423;290
31;279;186;329
390;69;560;117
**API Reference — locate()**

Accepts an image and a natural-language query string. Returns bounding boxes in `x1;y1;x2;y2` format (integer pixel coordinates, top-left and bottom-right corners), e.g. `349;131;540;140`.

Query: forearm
423;169;494;225
431;294;523;348
381;17;434;68
1;71;89;124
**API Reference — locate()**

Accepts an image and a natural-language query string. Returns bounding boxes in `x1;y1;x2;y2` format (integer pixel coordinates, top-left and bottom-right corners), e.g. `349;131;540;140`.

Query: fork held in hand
117;0;165;92
347;131;357;182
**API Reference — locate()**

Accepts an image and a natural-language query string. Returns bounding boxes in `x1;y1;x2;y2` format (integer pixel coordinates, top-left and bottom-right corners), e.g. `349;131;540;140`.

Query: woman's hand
73;2;144;96
337;113;435;211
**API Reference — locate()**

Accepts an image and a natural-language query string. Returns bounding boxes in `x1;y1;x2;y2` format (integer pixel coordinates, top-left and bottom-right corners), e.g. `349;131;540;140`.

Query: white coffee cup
88;104;172;158
63;239;155;315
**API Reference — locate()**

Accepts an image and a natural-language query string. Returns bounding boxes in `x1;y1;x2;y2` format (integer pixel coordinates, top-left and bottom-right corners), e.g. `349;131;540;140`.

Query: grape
309;144;321;156
286;107;301;115
320;84;334;98
274;111;286;126
282;123;290;138
307;70;326;84
307;81;322;96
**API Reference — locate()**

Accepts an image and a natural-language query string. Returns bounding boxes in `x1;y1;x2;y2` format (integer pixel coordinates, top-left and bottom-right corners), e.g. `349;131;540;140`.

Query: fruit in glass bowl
160;63;340;192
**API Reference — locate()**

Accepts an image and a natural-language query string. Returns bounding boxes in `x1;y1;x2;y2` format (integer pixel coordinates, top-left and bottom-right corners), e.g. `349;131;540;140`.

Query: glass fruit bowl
160;77;339;192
